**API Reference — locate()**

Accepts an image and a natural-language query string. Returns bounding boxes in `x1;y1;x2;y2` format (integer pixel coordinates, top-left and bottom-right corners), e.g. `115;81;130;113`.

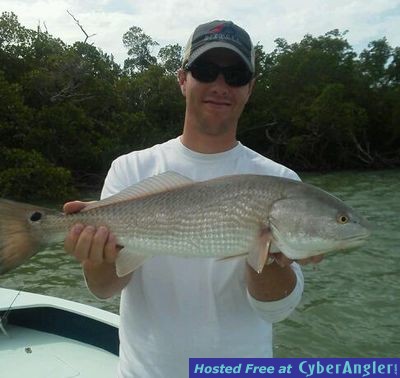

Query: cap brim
187;41;254;73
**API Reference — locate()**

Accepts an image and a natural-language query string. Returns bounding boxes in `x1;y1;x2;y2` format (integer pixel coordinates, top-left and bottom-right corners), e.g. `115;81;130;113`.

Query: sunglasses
185;61;253;87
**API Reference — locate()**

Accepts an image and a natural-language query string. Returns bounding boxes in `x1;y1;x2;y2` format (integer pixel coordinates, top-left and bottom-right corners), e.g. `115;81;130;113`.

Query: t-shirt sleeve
246;262;304;323
100;155;139;199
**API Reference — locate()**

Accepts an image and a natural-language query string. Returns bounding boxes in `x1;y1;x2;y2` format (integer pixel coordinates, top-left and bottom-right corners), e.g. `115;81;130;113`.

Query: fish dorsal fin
83;171;194;212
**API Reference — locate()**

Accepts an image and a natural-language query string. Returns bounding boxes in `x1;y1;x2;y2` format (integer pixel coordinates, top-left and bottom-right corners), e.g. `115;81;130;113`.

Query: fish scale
108;182;263;257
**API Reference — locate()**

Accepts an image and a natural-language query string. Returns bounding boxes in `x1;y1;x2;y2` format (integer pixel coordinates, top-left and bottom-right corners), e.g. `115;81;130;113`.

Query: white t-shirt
100;137;304;378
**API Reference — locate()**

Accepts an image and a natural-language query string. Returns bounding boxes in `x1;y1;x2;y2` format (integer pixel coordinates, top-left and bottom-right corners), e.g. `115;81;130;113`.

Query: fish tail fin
0;199;48;274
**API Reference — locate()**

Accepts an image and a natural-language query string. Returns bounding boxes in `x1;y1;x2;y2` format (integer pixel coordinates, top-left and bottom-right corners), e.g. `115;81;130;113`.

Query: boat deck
0;288;119;377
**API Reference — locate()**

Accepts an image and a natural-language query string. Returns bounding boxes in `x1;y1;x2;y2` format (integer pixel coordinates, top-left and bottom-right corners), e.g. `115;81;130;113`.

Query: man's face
179;48;255;137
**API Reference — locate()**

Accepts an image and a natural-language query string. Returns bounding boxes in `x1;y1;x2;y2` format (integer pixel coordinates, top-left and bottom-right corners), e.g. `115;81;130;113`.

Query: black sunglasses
185;61;253;87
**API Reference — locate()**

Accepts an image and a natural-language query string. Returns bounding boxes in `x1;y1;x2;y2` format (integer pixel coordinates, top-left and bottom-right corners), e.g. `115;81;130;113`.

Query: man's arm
246;253;323;301
246;253;323;323
63;201;132;299
246;259;296;302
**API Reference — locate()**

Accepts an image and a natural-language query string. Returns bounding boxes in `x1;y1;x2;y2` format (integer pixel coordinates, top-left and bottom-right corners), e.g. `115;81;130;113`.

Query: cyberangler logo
204;23;239;43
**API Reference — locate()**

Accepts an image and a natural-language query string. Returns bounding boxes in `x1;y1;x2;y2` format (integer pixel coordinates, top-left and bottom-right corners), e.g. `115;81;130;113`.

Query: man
64;20;321;377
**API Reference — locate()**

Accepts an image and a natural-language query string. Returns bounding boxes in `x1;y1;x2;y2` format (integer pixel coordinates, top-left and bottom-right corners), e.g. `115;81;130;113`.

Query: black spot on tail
30;212;42;222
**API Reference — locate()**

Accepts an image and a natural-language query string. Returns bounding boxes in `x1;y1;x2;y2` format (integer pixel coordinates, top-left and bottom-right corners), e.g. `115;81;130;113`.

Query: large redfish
0;172;370;276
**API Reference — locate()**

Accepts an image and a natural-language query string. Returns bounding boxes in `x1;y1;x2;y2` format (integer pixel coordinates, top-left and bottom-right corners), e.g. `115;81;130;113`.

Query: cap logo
209;24;225;33
204;23;239;43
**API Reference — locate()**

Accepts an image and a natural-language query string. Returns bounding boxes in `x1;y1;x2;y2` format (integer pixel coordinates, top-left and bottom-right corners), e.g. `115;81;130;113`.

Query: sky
1;0;400;66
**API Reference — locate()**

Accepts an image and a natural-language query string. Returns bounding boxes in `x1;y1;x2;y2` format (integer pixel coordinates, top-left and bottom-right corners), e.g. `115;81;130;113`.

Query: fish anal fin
247;227;273;274
115;250;150;277
217;252;248;262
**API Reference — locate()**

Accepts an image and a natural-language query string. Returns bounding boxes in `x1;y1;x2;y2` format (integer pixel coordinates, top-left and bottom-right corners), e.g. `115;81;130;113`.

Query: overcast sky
1;0;399;65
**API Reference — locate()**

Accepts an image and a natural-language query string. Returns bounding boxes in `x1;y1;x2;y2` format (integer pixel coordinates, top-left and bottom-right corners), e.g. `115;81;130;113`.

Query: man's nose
211;73;229;93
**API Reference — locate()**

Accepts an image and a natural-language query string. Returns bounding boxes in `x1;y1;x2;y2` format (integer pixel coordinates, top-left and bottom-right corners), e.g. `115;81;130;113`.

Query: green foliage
123;26;159;73
158;44;183;74
0;148;76;200
359;38;392;87
241;29;399;169
0;12;399;200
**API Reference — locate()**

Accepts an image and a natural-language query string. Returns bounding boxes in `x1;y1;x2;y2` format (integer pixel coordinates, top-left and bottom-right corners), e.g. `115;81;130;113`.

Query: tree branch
350;133;375;164
67;10;96;43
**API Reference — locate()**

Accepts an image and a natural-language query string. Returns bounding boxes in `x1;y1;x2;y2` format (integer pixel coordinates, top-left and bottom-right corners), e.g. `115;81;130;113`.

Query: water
1;170;399;357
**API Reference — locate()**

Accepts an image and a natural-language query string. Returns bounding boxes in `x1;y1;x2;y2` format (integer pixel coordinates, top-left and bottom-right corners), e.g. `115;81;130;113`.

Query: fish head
267;183;371;259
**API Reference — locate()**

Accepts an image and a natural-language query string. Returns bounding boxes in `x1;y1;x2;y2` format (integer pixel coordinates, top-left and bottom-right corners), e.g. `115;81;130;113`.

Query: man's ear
177;69;187;96
244;77;256;104
248;77;256;95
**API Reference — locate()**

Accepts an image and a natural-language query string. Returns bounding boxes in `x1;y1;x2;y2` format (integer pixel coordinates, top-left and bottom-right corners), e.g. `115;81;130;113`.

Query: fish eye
30;211;42;222
337;214;349;224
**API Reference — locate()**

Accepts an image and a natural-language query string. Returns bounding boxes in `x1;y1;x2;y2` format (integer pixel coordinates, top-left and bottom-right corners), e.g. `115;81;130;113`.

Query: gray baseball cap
182;20;255;73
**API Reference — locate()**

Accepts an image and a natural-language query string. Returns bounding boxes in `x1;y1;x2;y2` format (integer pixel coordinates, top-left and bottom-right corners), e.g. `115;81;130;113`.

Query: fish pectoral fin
115;250;150;277
247;227;273;274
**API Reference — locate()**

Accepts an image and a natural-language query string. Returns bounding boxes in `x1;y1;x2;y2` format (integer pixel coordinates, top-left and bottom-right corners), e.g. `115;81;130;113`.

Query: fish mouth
341;229;371;242
335;233;370;250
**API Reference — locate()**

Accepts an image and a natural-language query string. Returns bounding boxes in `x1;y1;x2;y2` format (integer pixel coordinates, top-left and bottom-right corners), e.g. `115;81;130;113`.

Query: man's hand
63;201;130;299
272;252;324;268
63;201;119;269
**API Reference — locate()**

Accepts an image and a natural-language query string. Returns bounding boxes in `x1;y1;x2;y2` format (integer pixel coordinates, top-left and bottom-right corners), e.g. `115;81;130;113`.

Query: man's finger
310;255;324;264
63;201;87;214
104;233;119;264
74;226;95;262
296;255;324;265
273;252;293;267
64;223;84;255
89;226;109;264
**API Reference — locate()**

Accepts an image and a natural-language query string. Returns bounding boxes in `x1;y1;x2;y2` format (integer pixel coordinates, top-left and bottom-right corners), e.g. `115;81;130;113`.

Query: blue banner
189;358;399;378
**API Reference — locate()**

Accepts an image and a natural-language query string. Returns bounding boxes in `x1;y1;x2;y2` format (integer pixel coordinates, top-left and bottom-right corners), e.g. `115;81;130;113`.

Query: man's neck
181;123;238;154
180;133;238;154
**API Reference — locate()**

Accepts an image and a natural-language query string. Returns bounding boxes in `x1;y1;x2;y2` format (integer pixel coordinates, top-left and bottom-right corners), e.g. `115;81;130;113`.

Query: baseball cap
182;20;255;73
